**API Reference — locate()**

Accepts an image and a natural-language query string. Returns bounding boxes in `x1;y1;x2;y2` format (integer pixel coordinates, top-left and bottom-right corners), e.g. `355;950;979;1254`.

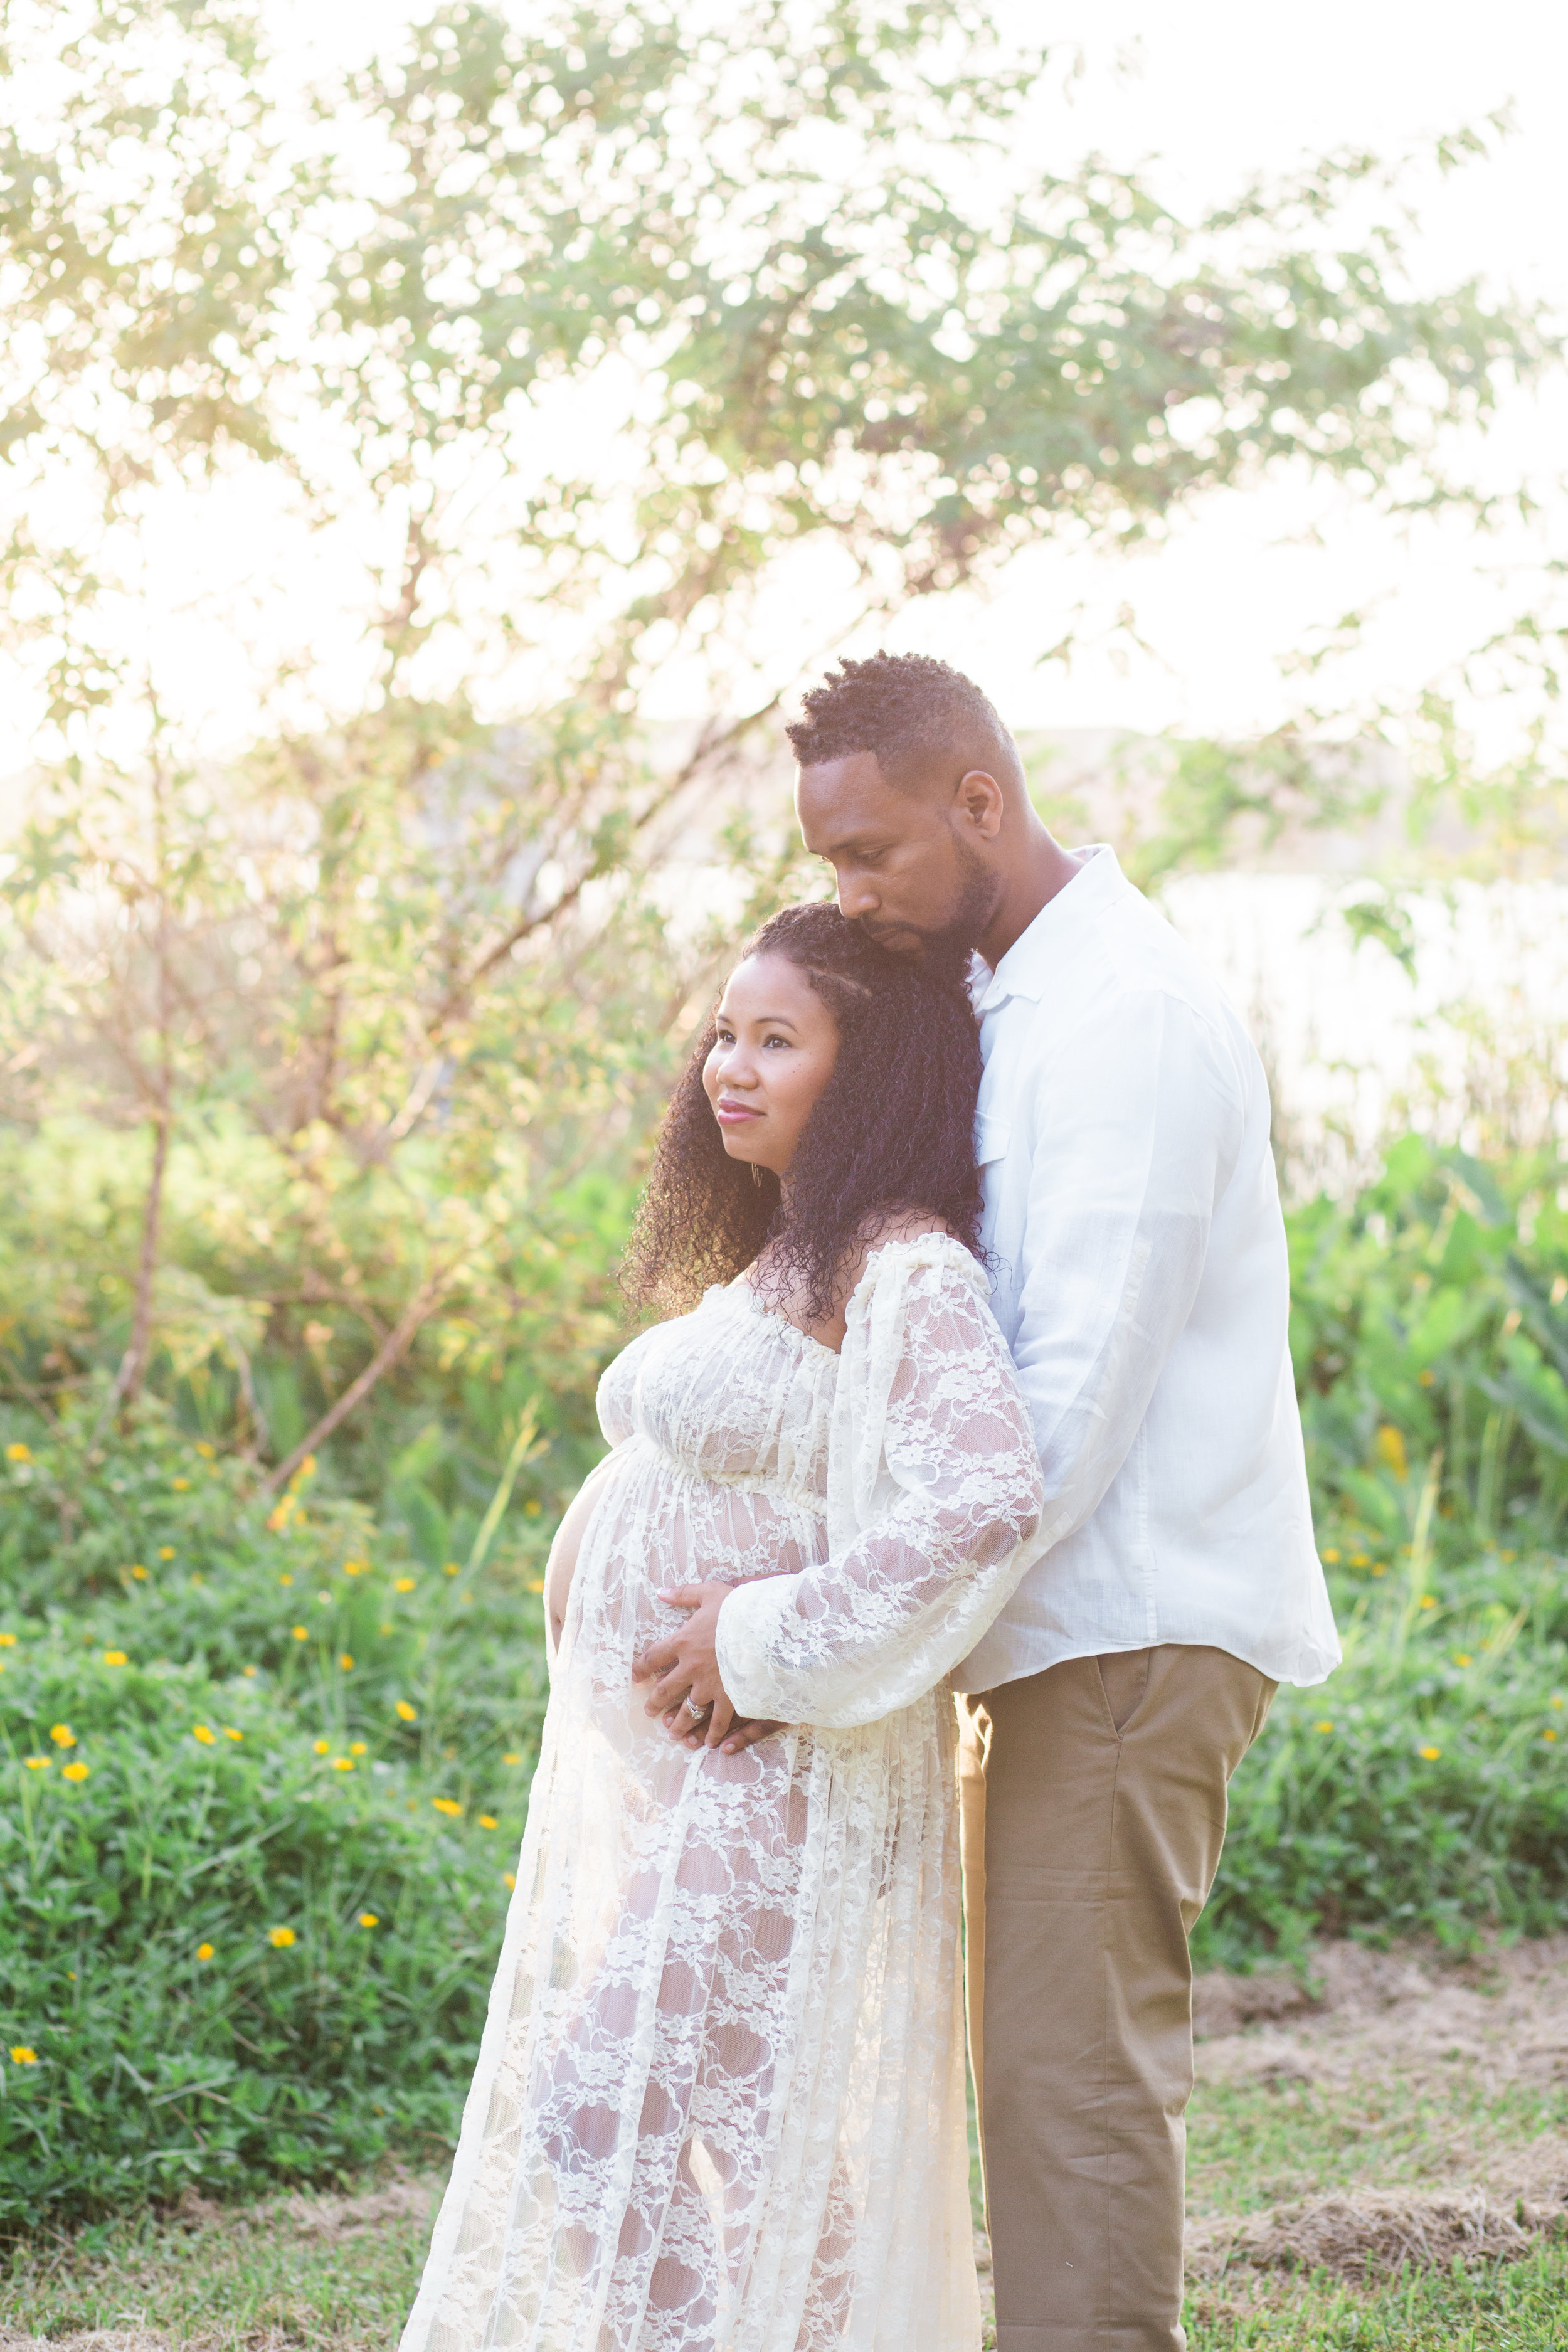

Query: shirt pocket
975;1111;1012;1168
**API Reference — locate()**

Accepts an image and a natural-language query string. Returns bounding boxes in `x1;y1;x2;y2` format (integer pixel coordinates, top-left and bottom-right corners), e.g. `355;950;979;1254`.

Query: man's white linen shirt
954;845;1340;1695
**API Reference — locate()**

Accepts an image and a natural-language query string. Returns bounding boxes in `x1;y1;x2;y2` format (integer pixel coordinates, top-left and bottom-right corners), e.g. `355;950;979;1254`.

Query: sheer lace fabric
401;1236;1045;2352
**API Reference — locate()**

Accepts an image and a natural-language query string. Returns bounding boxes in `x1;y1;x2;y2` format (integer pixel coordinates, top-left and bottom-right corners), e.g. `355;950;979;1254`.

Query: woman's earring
750;1162;763;1188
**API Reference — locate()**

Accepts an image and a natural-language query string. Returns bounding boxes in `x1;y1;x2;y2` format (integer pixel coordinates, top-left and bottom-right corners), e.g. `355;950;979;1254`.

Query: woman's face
702;951;839;1180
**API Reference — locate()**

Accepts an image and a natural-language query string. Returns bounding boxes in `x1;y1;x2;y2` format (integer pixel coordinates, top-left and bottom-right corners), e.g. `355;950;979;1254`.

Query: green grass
1187;2067;1568;2218
6;2163;1568;2352
0;2182;438;2348
1187;2246;1568;2349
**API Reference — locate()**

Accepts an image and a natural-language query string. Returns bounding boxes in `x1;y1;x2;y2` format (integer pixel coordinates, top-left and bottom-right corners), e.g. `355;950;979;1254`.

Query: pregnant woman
401;904;1046;2352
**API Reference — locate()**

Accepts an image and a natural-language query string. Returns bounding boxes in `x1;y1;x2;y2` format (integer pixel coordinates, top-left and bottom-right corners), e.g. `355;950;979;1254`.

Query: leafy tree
0;0;1550;1487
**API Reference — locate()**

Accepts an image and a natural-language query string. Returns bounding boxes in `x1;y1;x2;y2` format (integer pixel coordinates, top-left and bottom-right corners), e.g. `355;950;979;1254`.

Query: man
642;650;1338;2350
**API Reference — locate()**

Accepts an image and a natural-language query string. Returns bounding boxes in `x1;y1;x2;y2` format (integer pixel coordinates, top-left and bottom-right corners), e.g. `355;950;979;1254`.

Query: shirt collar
972;844;1131;1015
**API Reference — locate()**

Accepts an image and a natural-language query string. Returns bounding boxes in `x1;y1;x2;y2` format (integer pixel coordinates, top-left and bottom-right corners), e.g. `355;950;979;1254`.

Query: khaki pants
957;1646;1275;2352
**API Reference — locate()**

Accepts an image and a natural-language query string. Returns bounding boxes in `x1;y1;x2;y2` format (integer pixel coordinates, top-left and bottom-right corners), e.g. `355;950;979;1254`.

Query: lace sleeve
715;1236;1046;1729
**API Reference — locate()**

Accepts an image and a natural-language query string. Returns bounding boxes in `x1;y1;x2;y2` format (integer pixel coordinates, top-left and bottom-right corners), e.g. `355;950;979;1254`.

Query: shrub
0;1405;549;2220
1200;1539;1568;1968
0;1401;550;1797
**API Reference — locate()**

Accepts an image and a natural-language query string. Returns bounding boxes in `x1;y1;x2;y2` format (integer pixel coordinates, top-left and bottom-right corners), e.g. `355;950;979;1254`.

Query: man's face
795;750;1000;956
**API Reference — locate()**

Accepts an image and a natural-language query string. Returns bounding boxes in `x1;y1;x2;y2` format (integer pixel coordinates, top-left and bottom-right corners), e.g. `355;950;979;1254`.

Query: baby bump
573;1438;828;1672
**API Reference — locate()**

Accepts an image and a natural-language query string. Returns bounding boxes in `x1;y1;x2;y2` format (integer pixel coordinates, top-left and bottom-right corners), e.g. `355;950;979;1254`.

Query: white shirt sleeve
1008;985;1244;1551
715;1239;1046;1729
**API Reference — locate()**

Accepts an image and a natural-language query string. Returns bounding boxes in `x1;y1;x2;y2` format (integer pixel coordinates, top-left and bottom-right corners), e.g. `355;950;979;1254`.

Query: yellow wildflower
1419;1745;1442;1761
49;1724;76;1748
0;1633;15;1646
103;1650;127;1666
1320;1547;1340;1565
24;1756;49;1771
192;1724;216;1745
1350;1552;1370;1567
349;1740;368;1756
172;1477;191;1491
503;1872;516;1891
332;1757;354;1771
526;1577;546;1594
291;1625;309;1641
159;1546;176;1560
343;1560;363;1577
339;1653;354;1671
280;1574;294;1587
395;1701;418;1722
443;1562;460;1577
196;1441;216;1459
502;1751;522;1766
1421;1595;1438;1610
223;1727;243;1742
394;1577;416;1592
243;1665;258;1677
1454;1653;1473;1668
1314;1720;1333;1734
523;1498;543;1518
196;1943;214;1961
358;1912;379;1929
6;1443;31;1463
432;1798;462;1817
9;2047;38;2064
63;1762;90;1783
131;1564;149;1581
1375;1425;1409;1482
1418;1368;1435;1386
1545;1729;1558;1744
313;1739;331;1755
267;1927;296;1949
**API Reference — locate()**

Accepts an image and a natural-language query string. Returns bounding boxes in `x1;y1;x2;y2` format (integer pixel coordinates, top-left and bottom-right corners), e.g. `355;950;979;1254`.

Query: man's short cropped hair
785;650;1019;793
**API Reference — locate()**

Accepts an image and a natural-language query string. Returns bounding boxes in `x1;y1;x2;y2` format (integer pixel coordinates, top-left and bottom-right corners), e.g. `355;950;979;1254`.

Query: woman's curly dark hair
621;902;986;1321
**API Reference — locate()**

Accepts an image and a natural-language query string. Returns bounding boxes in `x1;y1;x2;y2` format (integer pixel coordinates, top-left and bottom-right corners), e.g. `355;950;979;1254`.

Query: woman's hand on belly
633;1581;743;1748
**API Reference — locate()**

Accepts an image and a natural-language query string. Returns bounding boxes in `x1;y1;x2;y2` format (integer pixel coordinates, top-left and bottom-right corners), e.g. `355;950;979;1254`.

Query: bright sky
849;0;1568;747
6;0;1565;783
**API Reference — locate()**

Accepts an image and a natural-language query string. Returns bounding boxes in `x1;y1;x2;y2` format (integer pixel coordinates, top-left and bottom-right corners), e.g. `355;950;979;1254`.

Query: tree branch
261;1266;451;1491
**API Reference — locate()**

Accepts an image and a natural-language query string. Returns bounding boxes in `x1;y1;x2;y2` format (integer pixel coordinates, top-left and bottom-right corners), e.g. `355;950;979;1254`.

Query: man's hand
634;1582;748;1749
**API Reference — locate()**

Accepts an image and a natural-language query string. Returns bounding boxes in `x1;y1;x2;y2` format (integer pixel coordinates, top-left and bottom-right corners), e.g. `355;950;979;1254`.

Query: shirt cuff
715;1575;803;1720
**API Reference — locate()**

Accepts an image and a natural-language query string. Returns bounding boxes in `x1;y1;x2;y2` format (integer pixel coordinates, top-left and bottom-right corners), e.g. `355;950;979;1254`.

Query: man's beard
855;835;1002;974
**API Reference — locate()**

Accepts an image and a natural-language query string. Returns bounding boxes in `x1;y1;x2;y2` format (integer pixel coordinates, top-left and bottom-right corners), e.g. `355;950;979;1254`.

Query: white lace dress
401;1234;1046;2352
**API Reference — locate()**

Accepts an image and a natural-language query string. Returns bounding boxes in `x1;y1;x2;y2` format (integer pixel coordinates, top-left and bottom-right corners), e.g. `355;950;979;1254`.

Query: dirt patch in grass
1189;2180;1567;2283
1187;1934;1568;2282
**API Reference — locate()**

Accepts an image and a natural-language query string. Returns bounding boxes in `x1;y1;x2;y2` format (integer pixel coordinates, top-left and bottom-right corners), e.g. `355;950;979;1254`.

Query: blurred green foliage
1291;1135;1568;1555
1194;1136;1568;1966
